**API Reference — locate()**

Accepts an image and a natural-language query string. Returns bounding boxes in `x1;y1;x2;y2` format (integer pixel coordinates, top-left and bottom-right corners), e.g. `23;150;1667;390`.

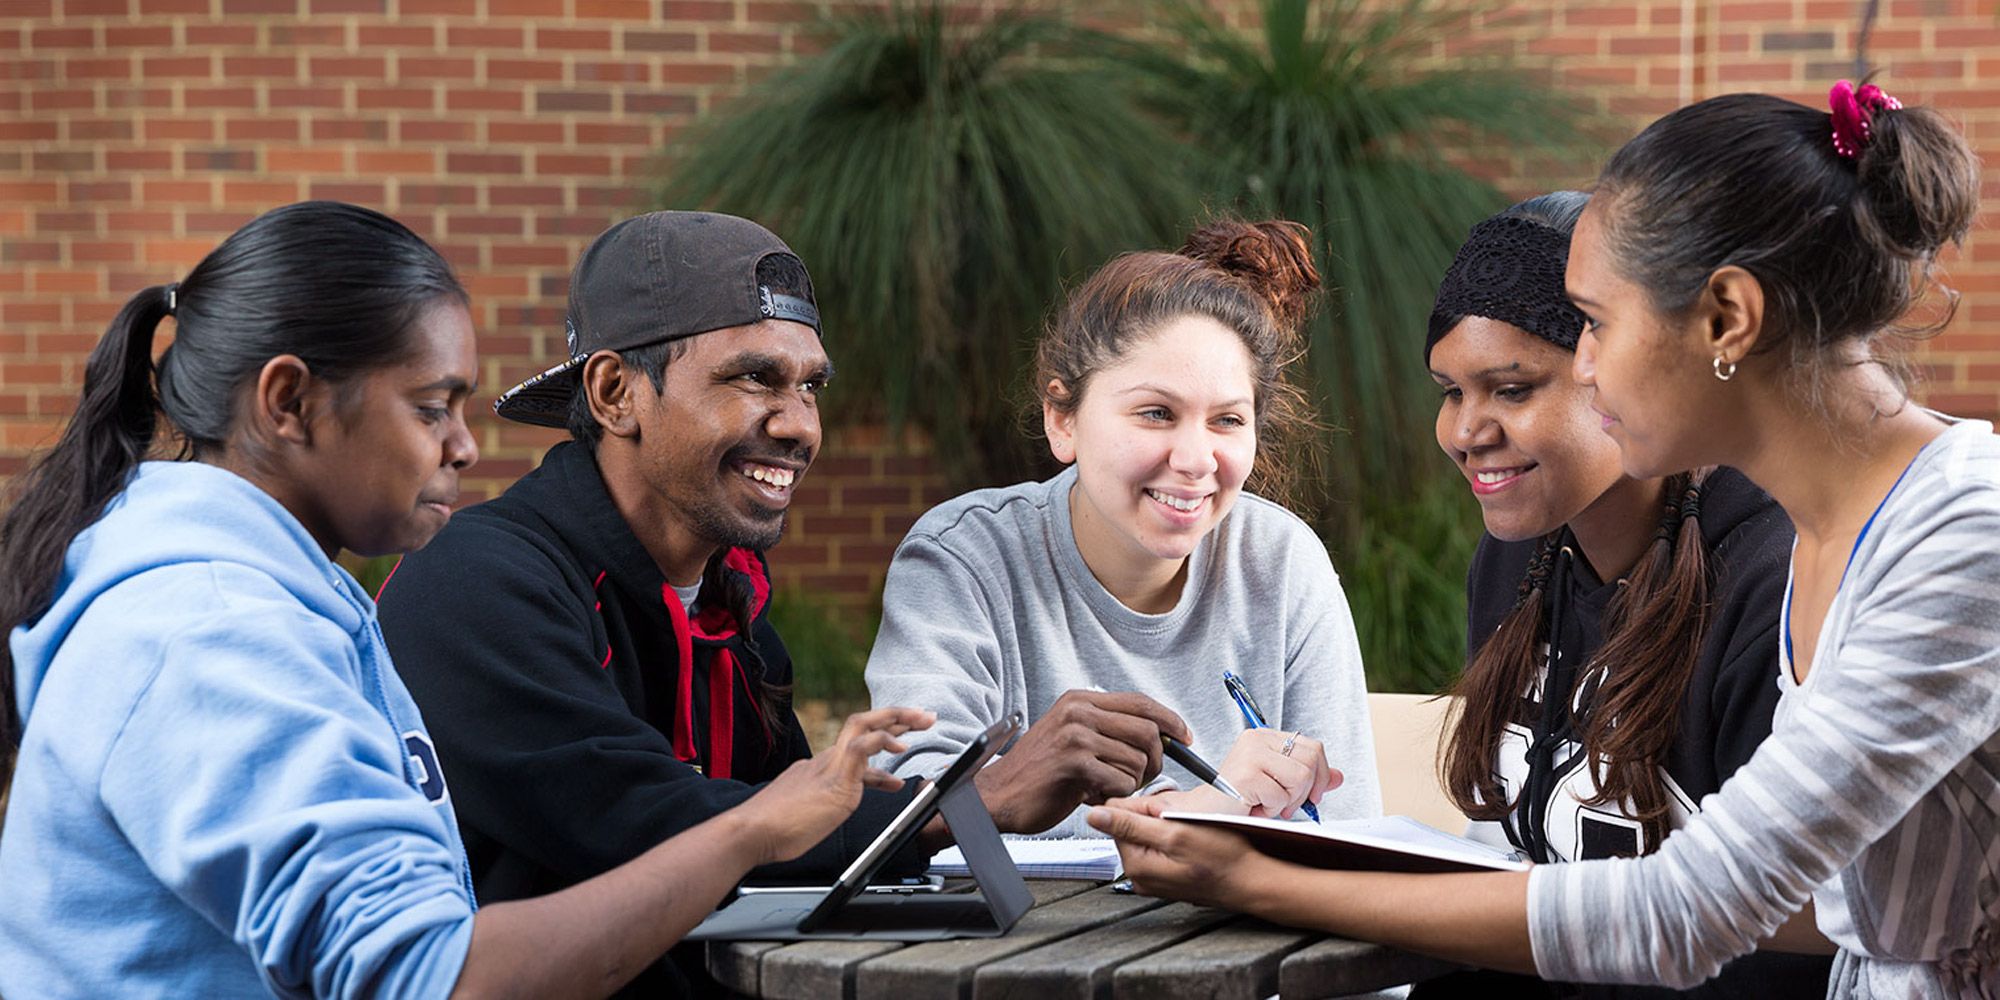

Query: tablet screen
802;712;1022;927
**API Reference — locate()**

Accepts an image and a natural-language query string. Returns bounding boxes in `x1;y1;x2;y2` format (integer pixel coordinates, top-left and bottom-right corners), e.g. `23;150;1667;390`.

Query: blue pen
1222;670;1320;822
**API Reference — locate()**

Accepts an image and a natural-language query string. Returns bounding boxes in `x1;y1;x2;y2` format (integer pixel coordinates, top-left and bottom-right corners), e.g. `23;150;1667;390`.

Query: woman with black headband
1415;195;1831;996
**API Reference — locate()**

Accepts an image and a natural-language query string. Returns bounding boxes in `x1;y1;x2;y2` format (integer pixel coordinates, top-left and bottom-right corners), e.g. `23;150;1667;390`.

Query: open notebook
929;837;1123;881
1161;813;1529;873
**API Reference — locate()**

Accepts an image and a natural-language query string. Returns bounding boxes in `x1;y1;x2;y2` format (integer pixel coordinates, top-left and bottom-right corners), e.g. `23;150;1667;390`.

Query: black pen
1160;734;1246;803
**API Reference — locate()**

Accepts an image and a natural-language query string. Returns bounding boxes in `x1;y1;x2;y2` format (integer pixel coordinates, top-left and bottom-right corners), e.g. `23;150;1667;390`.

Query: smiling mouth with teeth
742;464;796;489
1145;488;1205;512
1474;469;1523;485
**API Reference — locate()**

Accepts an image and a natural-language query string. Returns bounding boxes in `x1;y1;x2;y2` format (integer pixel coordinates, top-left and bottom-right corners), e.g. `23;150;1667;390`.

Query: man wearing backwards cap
379;212;937;997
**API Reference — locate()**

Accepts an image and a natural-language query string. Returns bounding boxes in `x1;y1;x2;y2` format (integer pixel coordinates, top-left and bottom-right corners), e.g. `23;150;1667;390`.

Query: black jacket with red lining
377;441;924;993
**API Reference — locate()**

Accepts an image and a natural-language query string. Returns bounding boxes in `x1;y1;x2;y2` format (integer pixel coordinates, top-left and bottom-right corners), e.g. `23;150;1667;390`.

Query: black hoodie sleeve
378;516;923;898
736;611;931;883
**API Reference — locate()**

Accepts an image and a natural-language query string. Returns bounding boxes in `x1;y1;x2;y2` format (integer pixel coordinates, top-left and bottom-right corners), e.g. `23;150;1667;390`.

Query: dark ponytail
1440;534;1560;819
0;287;173;792
1575;472;1710;845
1852;103;1981;269
1;201;465;801
1441;472;1713;850
1594;91;1979;410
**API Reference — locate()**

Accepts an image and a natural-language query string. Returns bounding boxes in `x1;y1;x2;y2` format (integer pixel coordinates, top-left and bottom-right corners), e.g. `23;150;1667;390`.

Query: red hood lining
689;547;770;641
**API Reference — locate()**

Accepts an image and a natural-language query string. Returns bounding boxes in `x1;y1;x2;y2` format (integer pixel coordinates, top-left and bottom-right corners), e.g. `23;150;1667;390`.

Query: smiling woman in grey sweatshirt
866;464;1381;837
865;220;1380;837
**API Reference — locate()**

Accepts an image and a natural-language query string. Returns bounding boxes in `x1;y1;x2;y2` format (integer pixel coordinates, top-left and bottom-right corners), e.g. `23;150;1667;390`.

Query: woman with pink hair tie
1092;84;1997;998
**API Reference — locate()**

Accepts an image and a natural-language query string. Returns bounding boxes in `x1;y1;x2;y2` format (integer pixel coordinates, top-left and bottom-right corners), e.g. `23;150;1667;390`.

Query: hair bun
1853;105;1979;260
1179;219;1322;334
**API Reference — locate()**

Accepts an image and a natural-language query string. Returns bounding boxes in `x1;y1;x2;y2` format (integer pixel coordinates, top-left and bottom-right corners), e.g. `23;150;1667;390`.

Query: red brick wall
3;0;1997;609
781;424;953;606
1452;0;2000;416
0;0;954;606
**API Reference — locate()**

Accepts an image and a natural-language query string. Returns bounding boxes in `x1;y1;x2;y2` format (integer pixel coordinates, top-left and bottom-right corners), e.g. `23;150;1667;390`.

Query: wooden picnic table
706;880;1460;999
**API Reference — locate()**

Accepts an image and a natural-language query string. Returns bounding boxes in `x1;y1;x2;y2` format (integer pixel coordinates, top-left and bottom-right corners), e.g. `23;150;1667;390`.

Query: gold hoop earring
1712;356;1736;382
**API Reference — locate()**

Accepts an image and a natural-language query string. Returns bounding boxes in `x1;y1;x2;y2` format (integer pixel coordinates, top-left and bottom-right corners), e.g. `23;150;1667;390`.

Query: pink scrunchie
1829;79;1903;159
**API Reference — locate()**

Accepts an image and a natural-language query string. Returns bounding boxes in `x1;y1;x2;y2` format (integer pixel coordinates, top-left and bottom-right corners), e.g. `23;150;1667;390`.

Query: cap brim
493;355;585;428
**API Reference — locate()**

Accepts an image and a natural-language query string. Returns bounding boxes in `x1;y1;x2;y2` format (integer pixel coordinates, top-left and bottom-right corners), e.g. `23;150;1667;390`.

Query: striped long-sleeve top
1527;416;2000;998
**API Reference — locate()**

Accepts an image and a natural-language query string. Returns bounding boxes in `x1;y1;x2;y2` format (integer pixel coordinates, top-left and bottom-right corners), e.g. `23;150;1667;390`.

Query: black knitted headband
1426;215;1588;363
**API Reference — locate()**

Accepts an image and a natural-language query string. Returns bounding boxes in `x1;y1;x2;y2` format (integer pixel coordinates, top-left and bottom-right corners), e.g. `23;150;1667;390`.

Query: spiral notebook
928;837;1123;881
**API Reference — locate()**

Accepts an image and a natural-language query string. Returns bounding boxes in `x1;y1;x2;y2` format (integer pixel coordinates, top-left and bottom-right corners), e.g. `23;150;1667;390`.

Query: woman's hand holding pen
737;707;934;865
1218;728;1340;820
1137;784;1248;816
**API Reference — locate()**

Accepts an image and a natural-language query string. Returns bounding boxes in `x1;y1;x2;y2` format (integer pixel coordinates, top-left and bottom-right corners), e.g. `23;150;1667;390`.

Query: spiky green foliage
654;0;1599;692
653;4;1197;485
1114;0;1596;523
1103;0;1597;689
764;585;877;705
1337;476;1483;693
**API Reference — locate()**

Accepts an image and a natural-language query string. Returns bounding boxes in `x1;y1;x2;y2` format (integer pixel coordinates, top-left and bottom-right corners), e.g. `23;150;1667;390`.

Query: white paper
1160;811;1530;871
928;837;1123;880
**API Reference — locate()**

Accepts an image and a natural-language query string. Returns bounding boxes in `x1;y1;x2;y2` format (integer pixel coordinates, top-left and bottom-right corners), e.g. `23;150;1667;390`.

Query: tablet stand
931;774;1033;929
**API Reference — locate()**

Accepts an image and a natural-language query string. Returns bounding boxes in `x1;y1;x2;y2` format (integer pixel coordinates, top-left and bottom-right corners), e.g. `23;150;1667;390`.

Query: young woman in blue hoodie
0;200;932;1000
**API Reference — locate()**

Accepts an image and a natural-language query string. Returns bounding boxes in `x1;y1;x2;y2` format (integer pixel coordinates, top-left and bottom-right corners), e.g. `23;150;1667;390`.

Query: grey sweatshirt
1528;417;2000;997
865;466;1380;837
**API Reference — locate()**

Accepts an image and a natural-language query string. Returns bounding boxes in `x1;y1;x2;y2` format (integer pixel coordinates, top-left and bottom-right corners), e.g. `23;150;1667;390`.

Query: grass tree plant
1113;0;1597;690
653;3;1196;486
653;0;1596;692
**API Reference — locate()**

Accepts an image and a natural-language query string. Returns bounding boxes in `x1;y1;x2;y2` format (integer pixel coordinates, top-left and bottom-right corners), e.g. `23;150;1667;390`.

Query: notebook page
928;838;1123;880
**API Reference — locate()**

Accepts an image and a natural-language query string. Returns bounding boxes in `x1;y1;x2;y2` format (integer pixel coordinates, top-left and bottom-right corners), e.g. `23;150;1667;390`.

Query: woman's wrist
1215;849;1295;916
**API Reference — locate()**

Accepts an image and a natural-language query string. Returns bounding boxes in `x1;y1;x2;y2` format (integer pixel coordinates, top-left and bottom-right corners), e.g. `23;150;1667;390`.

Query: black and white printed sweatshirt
1456;467;1830;1000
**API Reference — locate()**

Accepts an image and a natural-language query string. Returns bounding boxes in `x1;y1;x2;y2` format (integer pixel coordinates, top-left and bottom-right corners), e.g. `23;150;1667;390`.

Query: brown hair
1033;219;1321;504
1439;472;1712;851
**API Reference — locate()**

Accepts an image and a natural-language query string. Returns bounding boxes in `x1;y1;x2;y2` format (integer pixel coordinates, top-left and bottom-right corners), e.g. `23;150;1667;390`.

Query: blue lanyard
1784;456;1918;665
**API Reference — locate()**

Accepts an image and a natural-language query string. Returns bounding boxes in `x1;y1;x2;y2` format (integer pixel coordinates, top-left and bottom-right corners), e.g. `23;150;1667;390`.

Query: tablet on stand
685;713;1033;942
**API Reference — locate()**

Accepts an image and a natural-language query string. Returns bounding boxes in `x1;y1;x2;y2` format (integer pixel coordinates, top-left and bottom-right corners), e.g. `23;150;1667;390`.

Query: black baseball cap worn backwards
494;210;822;427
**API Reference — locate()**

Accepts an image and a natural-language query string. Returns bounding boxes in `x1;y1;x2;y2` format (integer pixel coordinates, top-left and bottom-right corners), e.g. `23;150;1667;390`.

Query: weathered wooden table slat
707;941;783;998
1110;917;1323;1000
853;881;1145;1000
760;940;905;1000
969;900;1235;1000
709;881;1453;999
1280;935;1462;998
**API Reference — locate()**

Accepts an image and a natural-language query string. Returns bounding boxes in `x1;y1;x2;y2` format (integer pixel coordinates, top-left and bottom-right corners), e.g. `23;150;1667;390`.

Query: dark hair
1503;190;1590;232
0;200;465;799
1434;192;1714;850
1442;472;1713;850
1033;219;1321;504
1594;91;1979;407
566;253;813;447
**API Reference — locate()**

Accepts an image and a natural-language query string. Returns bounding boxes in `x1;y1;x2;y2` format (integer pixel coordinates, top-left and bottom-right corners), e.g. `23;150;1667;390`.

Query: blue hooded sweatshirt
0;461;475;999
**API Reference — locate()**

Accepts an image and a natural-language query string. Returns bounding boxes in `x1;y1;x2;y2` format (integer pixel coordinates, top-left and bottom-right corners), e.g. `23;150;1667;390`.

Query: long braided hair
1439;470;1714;852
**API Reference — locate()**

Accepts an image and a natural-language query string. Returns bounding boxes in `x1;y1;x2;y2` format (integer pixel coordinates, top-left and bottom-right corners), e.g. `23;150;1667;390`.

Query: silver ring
1280;731;1300;757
